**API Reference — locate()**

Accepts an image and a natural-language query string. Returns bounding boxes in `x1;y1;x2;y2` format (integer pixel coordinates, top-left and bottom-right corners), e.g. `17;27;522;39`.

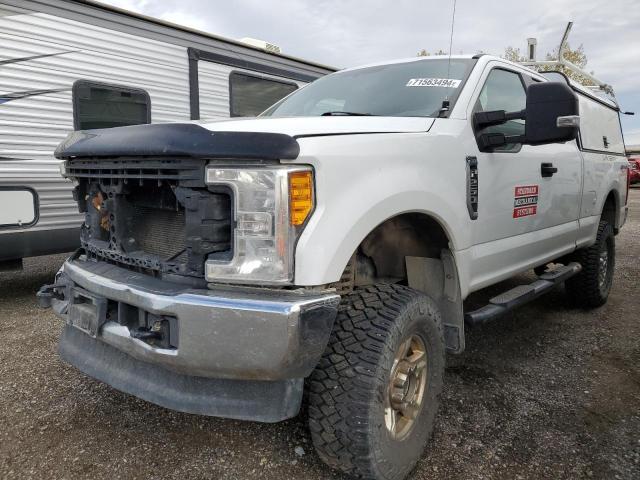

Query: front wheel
565;220;615;308
307;284;445;480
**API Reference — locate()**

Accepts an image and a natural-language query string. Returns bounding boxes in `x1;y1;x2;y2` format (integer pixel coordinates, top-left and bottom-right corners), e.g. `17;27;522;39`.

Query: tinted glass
230;73;298;117
262;58;475;118
541;71;570;84
475;69;526;138
73;81;150;130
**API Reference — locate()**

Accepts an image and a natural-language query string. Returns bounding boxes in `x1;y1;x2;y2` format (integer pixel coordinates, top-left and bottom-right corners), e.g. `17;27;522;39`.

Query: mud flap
406;249;465;354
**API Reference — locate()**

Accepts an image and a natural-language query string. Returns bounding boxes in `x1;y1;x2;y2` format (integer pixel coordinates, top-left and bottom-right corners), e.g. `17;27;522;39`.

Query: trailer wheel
307;284;444;480
565;220;615;308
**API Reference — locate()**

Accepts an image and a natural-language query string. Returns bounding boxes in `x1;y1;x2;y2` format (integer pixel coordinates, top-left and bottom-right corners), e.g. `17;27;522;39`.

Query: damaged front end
37;123;339;422
68;157;232;283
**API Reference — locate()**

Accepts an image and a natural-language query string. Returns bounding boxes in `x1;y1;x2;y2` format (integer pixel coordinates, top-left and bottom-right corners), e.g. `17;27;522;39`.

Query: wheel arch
601;189;619;234
337;210;466;354
294;188;467;287
355;211;453;281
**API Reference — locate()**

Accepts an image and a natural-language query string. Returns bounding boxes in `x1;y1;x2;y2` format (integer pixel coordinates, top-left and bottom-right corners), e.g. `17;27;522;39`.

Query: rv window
229;72;297;117
72;81;151;130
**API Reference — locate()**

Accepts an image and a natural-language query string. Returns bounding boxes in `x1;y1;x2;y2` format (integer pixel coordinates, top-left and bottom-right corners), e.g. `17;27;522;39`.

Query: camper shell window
72;81;151;130
229;72;298;117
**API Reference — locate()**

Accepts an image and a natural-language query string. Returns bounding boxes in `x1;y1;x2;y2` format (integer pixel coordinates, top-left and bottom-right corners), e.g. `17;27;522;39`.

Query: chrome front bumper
47;257;340;381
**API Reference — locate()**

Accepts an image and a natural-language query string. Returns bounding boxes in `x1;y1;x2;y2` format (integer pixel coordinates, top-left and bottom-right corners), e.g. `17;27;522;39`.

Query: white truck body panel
199;116;435;135
202;55;629;300
578;94;625;154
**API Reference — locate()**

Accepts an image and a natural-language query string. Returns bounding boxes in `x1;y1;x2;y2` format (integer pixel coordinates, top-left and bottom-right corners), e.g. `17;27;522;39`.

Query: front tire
307;284;445;480
565;220;615;308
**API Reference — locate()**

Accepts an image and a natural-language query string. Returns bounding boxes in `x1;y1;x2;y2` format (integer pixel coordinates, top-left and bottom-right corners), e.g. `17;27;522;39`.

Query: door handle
541;163;558;178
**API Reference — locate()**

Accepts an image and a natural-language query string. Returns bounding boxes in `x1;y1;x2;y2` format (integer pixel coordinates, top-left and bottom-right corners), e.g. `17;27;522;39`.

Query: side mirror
524;81;579;145
474;81;580;151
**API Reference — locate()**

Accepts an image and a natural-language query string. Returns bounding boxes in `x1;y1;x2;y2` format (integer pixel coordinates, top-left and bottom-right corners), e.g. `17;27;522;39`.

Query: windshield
262;58;476;118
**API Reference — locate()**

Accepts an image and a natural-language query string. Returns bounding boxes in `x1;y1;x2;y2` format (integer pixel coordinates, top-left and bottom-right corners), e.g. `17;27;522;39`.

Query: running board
464;262;582;326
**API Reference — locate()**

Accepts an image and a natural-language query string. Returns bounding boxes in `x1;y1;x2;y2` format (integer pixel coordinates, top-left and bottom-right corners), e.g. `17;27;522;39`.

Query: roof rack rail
519;22;615;97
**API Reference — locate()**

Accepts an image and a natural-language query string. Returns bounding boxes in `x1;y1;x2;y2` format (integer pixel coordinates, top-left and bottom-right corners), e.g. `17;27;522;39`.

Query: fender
292;132;472;288
295;190;466;284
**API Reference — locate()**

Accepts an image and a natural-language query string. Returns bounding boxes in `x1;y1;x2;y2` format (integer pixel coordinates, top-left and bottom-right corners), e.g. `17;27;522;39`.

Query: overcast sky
99;0;640;145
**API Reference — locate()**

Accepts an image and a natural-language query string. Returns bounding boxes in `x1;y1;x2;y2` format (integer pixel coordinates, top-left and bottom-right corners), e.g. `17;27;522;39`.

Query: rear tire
307;284;445;480
565;220;615;308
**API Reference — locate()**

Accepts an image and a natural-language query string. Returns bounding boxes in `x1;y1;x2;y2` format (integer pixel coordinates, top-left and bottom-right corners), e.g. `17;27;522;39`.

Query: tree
417;49;447;57
502;43;595;86
540;43;595;86
503;46;527;63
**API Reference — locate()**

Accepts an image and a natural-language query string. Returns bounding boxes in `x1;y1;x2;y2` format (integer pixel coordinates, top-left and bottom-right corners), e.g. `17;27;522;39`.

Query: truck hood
198;116;435;137
54;117;434;161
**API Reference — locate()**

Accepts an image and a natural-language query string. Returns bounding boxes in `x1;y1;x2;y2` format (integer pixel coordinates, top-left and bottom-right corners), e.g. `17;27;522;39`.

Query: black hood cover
54;123;300;160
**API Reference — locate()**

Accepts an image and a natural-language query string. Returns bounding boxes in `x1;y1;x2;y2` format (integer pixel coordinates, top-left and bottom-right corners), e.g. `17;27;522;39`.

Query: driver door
467;65;581;288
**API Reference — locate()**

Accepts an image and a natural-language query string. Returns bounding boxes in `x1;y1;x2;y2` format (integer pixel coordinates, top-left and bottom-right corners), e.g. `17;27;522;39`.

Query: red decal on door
513;205;537;218
514;185;539;197
513;185;539;218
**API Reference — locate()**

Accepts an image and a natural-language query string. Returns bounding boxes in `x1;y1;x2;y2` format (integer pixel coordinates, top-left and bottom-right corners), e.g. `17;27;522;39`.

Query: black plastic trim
55;123;300;160
465;156;478;220
465;263;581;326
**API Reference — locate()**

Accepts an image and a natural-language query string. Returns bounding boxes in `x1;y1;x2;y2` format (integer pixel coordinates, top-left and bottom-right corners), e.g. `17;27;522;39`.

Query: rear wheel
307;284;445;480
565;220;615;308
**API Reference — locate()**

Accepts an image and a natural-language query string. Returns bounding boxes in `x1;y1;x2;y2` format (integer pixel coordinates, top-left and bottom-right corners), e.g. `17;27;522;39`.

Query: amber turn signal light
289;171;313;226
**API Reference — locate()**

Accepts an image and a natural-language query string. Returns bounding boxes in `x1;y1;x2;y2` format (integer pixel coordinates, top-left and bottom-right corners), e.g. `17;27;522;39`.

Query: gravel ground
1;190;639;480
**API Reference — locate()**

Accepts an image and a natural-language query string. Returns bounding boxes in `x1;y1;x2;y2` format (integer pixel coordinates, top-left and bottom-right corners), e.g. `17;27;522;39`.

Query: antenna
439;0;457;116
445;0;457;95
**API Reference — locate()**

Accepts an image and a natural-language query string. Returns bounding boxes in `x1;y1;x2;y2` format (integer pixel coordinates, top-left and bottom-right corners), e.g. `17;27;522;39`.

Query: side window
229;72;298;117
72;81;151;130
474;69;527;144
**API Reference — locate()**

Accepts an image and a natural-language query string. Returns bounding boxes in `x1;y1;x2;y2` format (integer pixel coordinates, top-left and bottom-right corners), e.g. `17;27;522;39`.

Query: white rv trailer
0;0;334;268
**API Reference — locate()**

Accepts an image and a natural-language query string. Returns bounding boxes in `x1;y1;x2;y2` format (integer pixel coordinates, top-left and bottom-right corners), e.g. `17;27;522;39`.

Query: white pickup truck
39;54;630;480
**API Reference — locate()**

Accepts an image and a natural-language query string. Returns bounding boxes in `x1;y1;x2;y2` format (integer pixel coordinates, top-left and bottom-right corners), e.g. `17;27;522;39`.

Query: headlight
205;165;314;285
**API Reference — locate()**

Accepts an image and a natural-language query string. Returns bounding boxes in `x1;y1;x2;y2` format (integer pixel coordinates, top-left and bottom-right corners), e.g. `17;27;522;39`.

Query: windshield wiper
321;111;375;116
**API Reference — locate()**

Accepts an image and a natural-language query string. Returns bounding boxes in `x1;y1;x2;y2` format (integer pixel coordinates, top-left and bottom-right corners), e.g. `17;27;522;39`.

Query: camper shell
0;0;333;267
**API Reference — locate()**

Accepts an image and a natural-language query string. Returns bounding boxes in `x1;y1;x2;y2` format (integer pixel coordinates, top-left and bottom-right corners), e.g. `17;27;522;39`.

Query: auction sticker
513;185;538;218
406;78;461;88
